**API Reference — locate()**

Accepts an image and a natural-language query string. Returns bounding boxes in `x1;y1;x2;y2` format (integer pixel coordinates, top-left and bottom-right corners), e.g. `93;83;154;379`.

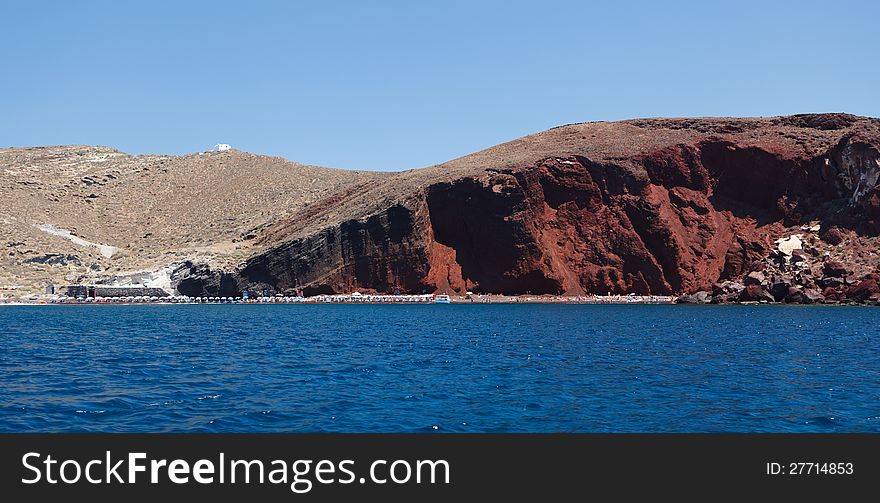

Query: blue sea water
0;304;878;432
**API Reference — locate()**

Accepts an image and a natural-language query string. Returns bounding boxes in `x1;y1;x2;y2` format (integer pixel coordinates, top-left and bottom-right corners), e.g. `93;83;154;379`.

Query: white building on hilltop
212;143;231;152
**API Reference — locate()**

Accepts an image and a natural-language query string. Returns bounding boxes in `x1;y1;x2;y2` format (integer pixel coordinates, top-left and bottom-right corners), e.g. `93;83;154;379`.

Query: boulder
818;276;846;289
822;260;848;278
744;271;766;286
788;272;807;287
803;289;825;304
862;272;880;282
769;279;792;301
712;281;744;296
820;226;846;245
789;250;807;263
748;260;767;272
767;252;787;270
849;278;880;302
739;284;775;302
676;291;712;304
822;287;845;302
784;286;808;304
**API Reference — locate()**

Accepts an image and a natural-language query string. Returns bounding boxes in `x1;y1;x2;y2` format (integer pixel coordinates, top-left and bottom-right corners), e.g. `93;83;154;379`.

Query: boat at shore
434;294;451;304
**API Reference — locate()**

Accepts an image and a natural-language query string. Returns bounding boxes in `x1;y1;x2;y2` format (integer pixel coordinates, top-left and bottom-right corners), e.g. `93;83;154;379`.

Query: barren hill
0;146;384;292
3;113;879;302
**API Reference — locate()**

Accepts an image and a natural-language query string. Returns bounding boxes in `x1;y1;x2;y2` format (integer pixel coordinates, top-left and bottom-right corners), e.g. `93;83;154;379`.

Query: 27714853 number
766;462;854;475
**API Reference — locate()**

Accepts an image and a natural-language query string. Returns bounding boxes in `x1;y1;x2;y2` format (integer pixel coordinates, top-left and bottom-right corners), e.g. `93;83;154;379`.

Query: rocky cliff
224;114;880;303
3;114;879;302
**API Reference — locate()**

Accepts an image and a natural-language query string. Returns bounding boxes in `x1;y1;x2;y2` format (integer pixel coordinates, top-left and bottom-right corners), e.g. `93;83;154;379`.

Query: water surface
0;304;877;432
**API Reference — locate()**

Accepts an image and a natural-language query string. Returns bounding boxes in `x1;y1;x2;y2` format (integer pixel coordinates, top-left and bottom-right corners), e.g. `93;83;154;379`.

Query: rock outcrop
2;114;879;302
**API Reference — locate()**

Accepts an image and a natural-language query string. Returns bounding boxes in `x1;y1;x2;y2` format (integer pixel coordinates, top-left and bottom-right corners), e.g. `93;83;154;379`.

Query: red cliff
180;114;880;301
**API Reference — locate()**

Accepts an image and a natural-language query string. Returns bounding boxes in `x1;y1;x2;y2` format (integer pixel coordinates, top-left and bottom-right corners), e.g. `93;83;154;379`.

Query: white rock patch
35;224;119;258
775;234;803;256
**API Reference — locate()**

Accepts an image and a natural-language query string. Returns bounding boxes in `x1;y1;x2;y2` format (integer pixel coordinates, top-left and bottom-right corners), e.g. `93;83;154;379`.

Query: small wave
197;394;221;400
75;410;106;414
146;399;185;407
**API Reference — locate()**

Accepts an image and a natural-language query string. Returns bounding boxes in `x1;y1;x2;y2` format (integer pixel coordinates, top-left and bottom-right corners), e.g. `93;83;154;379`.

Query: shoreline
2;293;876;306
0;295;677;306
2;293;674;305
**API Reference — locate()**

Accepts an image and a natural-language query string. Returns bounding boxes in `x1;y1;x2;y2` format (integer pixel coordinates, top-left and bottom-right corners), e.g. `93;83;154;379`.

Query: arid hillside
3;114;879;302
0;146;385;293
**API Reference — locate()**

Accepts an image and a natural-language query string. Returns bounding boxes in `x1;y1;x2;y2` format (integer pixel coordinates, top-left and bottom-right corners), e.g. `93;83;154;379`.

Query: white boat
434;294;451;304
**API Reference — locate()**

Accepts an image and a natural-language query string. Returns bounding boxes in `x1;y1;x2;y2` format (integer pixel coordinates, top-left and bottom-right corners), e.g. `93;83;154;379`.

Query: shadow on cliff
426;177;562;294
239;204;433;295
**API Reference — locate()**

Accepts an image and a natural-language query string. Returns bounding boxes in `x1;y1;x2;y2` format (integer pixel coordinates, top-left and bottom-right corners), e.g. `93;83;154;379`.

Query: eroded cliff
194;114;876;300
3;114;879;301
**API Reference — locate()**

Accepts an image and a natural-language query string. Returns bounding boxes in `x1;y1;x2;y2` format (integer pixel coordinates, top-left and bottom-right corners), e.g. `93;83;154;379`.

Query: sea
0;304;877;432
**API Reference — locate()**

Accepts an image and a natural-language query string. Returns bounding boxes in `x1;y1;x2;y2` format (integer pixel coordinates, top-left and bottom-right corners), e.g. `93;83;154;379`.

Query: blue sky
1;0;877;171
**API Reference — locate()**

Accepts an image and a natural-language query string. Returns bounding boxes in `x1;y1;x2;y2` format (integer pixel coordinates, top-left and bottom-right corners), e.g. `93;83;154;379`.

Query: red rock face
418;143;800;296
427;153;765;295
188;115;880;297
425;176;563;294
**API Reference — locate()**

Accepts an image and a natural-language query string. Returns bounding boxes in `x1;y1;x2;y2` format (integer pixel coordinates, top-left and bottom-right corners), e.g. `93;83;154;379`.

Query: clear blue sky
2;1;877;171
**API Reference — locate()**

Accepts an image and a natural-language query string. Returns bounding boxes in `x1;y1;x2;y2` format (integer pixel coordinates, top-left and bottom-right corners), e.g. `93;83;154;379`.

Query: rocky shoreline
677;225;880;306
0;290;880;306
